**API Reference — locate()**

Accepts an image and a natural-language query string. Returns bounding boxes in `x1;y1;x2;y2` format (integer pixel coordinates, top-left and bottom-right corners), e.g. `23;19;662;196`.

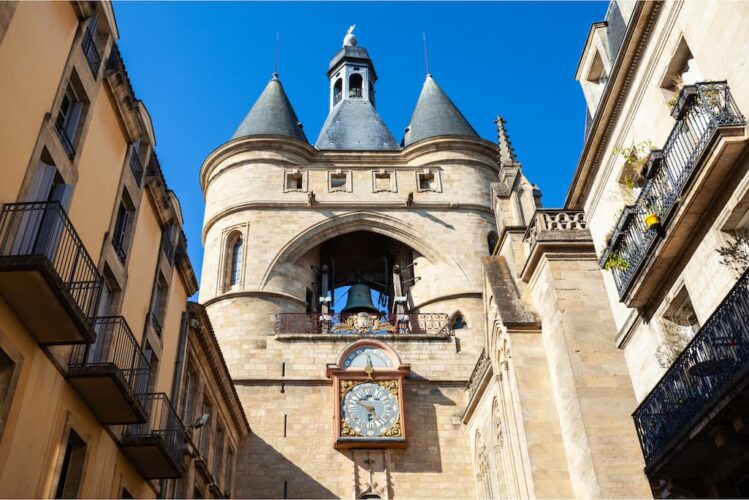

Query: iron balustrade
0;202;102;321
123;393;187;466
275;312;451;336
54;122;76;159
162;234;175;264
70;316;150;395
130;151;144;187
606;82;745;296
151;312;163;336
111;235;127;263
633;267;749;465
81;27;101;76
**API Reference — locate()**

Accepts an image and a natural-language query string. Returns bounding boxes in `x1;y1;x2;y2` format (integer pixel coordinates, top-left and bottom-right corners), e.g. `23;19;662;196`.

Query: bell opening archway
316;231;418;315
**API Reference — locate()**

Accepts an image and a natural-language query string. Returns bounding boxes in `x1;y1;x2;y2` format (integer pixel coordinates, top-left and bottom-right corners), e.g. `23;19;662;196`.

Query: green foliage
717;235;749;276
604;252;629;272
611;140;656;165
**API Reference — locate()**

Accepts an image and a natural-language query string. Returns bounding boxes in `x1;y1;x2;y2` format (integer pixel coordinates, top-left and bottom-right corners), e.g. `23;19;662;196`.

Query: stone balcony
274;312;451;340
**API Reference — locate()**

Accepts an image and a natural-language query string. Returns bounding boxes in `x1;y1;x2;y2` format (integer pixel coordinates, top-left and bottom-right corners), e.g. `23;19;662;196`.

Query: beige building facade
0;2;247;498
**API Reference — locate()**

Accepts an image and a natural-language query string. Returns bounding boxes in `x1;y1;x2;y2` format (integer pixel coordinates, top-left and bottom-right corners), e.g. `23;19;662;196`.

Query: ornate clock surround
327;340;410;449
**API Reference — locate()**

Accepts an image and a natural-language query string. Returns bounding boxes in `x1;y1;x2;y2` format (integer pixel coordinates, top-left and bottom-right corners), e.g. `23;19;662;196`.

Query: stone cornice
565;1;663;209
200;135;499;195
201;202;494;243
188;302;251;437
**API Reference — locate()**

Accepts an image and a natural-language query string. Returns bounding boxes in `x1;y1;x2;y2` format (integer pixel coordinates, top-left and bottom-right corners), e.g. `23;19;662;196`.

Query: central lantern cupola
315;25;399;151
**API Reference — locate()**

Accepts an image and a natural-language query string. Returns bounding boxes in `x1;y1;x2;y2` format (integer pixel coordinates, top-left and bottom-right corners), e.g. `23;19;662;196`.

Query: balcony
121;393;187;479
275;312;451;337
466;349;491;403
81;27;101;77
162;233;175;264
0;202;101;344
54;121;76;159
633;267;749;472
130;151;143;187
601;82;747;306
68;316;149;424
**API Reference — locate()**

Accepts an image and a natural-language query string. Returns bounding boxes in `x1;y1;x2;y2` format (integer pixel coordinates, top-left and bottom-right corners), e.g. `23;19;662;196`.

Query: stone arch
260;211;470;288
449;310;467;330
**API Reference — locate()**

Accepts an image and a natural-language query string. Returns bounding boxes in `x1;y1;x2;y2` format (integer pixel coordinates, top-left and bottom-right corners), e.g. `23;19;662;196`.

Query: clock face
343;347;393;369
342;382;399;437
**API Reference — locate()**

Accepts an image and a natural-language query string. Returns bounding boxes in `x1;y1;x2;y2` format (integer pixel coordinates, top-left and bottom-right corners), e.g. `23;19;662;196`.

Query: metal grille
70;316;150;396
81;27;101;76
633;267;749;465
0;202;102;321
123;393;187;465
607;82;745;296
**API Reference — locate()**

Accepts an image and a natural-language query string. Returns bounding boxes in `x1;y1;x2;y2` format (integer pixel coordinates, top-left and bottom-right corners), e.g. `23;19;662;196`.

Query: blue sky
113;1;608;283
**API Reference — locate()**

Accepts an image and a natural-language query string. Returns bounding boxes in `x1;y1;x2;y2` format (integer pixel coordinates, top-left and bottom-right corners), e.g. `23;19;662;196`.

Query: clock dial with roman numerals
342;382;399;437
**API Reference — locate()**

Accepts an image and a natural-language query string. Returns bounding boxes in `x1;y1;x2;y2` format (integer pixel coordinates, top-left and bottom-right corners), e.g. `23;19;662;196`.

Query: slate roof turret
231;73;307;142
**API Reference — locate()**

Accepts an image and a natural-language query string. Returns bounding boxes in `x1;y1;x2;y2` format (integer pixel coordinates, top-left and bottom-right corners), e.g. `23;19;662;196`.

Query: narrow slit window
230;237;243;287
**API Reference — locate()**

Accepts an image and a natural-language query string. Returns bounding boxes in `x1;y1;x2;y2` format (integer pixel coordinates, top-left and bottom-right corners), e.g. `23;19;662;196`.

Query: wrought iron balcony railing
275;312;451;337
122;392;187;471
0;202;102;321
54;122;76;159
604;82;745;297
70;316;150;395
466;349;491;403
162;233;175;264
130;151;144;187
633;267;749;465
111;234;126;263
81;27;101;77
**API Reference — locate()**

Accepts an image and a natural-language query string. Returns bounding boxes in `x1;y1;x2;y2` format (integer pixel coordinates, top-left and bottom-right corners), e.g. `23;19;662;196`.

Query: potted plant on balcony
603;251;629;272
639;194;661;230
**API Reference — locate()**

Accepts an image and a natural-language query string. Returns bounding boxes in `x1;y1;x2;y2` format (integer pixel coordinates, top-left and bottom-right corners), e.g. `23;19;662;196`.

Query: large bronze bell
340;283;379;314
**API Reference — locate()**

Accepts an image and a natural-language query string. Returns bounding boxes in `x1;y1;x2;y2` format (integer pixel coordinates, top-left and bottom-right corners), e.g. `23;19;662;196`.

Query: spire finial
422;32;431;77
273;32;280;77
494;115;517;167
343;24;357;47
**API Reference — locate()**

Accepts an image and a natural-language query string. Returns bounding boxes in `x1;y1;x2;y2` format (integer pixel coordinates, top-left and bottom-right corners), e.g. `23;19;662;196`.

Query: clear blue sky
113;1;608;283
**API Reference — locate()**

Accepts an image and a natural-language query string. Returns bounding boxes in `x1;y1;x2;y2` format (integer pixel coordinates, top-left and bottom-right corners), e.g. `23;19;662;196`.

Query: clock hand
356;401;376;412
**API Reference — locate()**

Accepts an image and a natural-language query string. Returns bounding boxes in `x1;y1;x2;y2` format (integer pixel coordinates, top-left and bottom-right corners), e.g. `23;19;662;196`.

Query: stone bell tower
198;27;501;498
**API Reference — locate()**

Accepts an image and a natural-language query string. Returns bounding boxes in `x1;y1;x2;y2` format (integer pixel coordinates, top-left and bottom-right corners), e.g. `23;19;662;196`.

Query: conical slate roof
402;75;478;147
231;74;307;142
314;99;399;151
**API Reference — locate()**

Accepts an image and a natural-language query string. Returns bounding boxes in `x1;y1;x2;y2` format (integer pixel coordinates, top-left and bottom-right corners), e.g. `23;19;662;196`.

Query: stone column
520;210;651;499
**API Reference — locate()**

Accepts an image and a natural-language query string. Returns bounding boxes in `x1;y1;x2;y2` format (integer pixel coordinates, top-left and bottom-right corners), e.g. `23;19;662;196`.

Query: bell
341;283;379;314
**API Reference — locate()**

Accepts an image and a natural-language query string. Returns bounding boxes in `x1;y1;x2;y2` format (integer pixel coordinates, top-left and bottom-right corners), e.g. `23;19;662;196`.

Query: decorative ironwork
524;210;587;247
275;312;450;336
111;235;126;263
0;202;102;321
54;121;76;159
70;316;150;395
162;233;175;264
633;267;749;465
605;81;745;297
130;151;144;187
123;393;187;466
466;349;491;403
81;27;101;76
151;312;163;336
